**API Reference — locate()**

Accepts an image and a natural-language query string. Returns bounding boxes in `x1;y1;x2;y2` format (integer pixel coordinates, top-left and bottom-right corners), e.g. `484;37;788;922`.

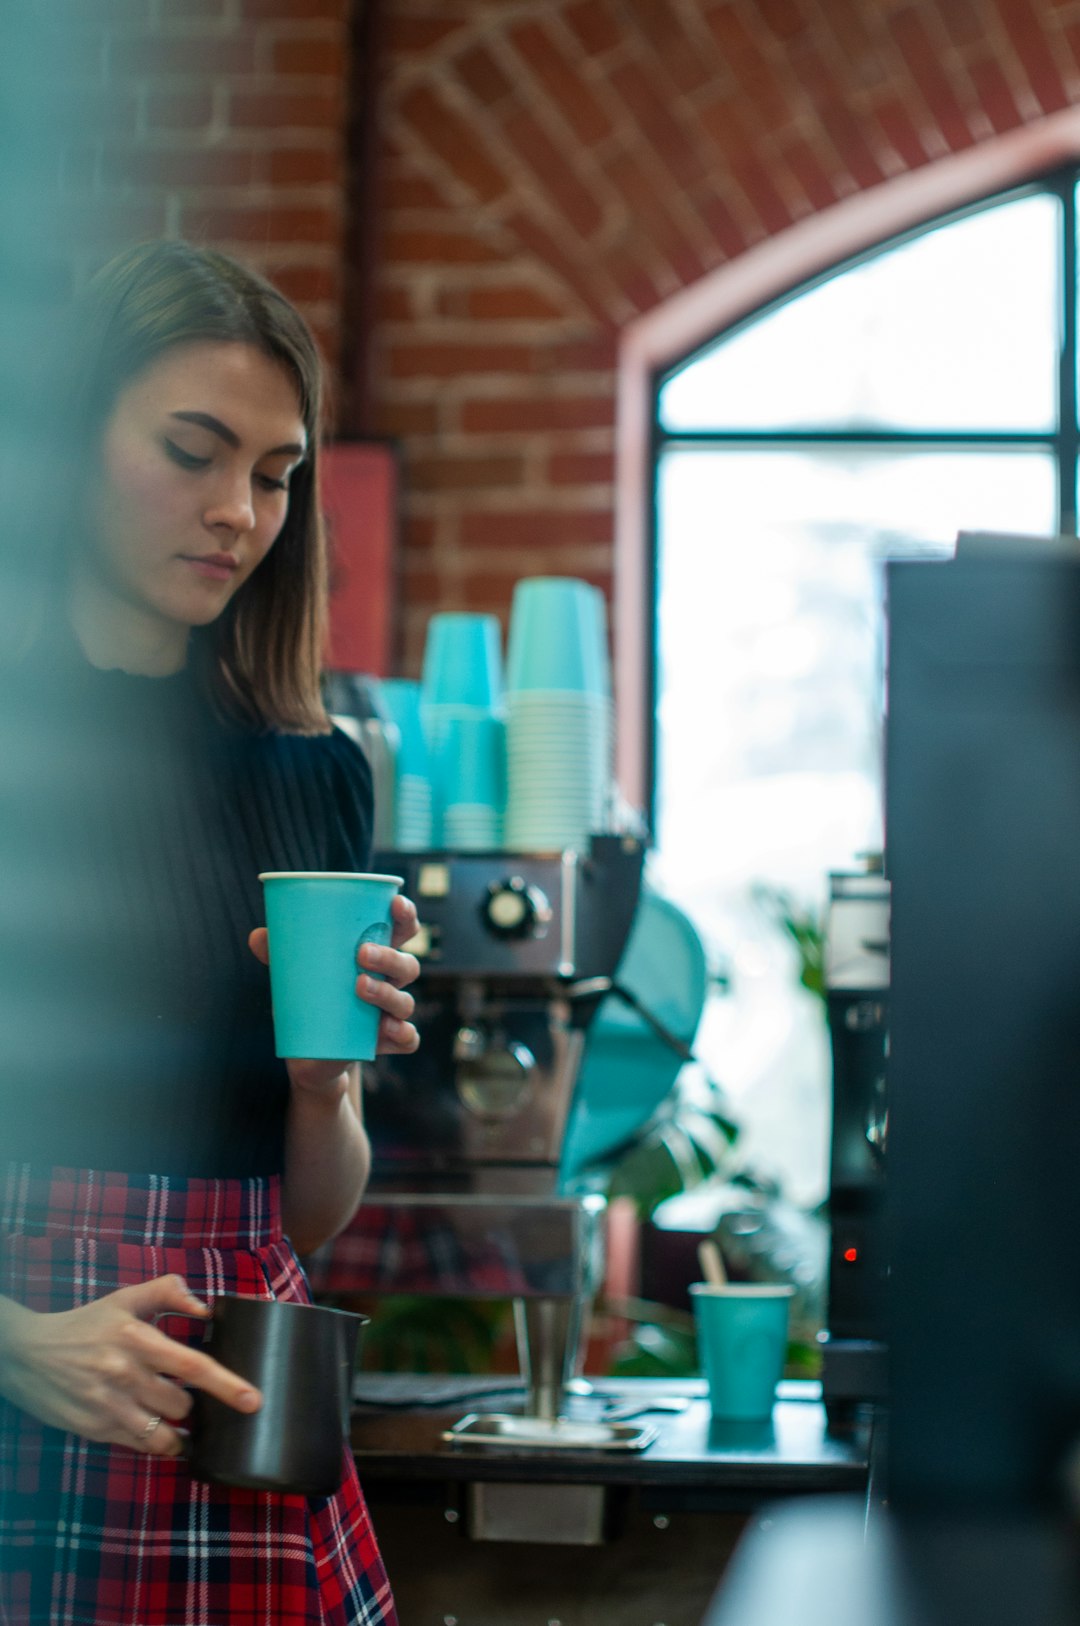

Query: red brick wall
51;0;1080;673
59;0;352;371
368;0;1080;669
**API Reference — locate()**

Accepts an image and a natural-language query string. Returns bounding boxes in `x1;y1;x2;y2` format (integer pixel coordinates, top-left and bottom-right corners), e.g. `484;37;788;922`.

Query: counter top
350;1376;869;1497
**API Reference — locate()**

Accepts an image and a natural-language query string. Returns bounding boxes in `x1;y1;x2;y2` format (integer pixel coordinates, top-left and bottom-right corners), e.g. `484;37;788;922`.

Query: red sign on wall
321;440;398;677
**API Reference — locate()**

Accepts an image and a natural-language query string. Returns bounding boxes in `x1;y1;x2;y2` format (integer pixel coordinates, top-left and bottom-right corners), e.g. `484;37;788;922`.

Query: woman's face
85;339;307;651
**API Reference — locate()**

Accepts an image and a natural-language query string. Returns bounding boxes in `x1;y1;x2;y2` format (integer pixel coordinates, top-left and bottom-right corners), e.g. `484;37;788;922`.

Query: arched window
649;171;1075;1205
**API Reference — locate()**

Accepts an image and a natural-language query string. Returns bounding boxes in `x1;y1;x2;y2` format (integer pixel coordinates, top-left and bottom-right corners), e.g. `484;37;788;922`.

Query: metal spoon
600;1396;691;1423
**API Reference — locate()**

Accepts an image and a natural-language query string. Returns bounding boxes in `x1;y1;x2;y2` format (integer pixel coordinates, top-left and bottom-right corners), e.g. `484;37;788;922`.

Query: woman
0;240;418;1624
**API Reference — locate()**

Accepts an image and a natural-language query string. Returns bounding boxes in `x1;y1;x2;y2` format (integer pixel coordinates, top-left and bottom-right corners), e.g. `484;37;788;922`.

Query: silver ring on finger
139;1413;163;1440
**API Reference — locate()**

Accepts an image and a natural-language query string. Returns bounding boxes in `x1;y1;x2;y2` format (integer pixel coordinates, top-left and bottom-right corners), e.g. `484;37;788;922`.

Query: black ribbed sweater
0;634;373;1177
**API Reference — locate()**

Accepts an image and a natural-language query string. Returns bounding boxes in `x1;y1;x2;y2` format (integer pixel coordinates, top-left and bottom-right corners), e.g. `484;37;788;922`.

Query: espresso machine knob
482;877;552;940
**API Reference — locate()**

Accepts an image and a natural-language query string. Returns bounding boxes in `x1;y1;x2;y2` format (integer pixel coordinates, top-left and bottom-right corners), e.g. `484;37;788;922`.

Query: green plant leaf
608;1319;699;1379
751;882;828;1006
361;1296;511;1374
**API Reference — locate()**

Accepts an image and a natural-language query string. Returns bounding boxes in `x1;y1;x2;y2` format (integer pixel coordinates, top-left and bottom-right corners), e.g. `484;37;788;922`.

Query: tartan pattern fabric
0;1163;397;1626
306;1200;532;1298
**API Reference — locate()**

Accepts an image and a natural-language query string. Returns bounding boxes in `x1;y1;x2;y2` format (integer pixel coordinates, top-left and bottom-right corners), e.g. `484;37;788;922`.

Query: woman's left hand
361;892;422;1056
248;892;421;1091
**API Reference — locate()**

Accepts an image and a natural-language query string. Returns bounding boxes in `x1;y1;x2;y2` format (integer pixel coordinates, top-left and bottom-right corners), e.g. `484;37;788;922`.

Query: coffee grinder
307;834;649;1446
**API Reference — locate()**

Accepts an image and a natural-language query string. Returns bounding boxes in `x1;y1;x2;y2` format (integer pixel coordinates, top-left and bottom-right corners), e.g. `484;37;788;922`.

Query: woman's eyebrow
170;410;306;458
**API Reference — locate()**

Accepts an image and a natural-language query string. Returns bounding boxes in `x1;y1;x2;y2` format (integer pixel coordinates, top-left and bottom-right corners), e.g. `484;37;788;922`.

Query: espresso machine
307;834;649;1446
820;862;890;1425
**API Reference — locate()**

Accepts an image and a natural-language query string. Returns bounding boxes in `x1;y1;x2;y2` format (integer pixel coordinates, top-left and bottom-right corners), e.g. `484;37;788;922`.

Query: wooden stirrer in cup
698;1239;728;1287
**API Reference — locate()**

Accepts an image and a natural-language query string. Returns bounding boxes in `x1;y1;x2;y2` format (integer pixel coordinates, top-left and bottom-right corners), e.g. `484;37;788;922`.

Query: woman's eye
256;473;289;494
164;439;210;471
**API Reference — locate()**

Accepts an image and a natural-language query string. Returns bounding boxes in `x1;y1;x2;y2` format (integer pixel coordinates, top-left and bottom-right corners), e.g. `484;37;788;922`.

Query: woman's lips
182;553;239;582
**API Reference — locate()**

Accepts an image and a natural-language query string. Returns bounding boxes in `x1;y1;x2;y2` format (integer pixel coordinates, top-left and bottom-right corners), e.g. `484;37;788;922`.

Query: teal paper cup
506;577;610;696
375;679;431;779
259;871;403;1061
690;1284;794;1421
421;613;504;710
439;714;507;812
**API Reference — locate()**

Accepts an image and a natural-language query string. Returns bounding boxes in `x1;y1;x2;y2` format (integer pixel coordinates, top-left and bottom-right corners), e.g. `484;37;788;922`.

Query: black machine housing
822;869;890;1420
365;835;645;1190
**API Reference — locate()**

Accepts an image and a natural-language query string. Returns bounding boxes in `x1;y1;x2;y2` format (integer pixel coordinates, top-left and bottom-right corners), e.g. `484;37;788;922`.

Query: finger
112;1273;209;1322
357;943;420;990
123;1320;208;1404
137;1330;262;1415
376;1015;421;1055
248;927;270;966
357;975;415;1022
182;1348;262;1415
140;1374;194;1423
127;1410;186;1458
389;895;419;951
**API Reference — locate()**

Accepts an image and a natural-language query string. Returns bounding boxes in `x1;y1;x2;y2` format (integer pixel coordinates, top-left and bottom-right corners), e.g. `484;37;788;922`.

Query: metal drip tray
443;1412;658;1452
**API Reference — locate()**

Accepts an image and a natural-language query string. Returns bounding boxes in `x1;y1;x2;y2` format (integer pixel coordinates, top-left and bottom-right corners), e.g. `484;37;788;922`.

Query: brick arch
614;104;1080;804
372;0;1080;668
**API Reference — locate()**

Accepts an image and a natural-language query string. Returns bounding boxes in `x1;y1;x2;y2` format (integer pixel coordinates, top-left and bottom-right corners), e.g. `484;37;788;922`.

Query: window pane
659;192;1060;435
652;446;1056;1203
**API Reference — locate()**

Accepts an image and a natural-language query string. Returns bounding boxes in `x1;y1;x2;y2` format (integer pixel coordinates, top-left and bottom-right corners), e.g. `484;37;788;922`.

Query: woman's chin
164;582;242;630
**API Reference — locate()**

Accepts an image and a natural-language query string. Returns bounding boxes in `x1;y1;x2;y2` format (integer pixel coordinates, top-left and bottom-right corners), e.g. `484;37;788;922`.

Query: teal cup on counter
259;871;403;1061
690;1283;794;1421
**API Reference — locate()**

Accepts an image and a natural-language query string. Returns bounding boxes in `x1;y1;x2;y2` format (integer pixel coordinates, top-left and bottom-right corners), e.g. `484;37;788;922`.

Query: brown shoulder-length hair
20;239;332;734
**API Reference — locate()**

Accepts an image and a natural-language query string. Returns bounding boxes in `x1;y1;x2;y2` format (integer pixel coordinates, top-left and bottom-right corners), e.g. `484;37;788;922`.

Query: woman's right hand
0;1274;262;1458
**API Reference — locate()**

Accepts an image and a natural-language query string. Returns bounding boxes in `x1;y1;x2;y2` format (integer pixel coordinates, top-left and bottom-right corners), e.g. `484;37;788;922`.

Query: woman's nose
204;477;256;535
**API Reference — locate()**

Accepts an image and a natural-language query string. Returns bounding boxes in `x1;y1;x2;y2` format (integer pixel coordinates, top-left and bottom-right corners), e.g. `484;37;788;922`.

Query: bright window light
651;184;1069;1206
659;191;1060;435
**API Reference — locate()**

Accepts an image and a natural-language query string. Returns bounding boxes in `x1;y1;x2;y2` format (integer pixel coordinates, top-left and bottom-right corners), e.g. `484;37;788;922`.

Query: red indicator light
843;1247;858;1263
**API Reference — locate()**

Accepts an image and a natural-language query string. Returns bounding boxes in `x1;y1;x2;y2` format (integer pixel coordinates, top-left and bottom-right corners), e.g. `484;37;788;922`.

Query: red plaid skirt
0;1163;397;1626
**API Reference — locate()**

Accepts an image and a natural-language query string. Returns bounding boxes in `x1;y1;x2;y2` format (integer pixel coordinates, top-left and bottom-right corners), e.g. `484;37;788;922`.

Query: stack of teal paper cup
503;578;613;851
439;713;506;850
374;679;434;850
258;871;403;1062
419;612;505;848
